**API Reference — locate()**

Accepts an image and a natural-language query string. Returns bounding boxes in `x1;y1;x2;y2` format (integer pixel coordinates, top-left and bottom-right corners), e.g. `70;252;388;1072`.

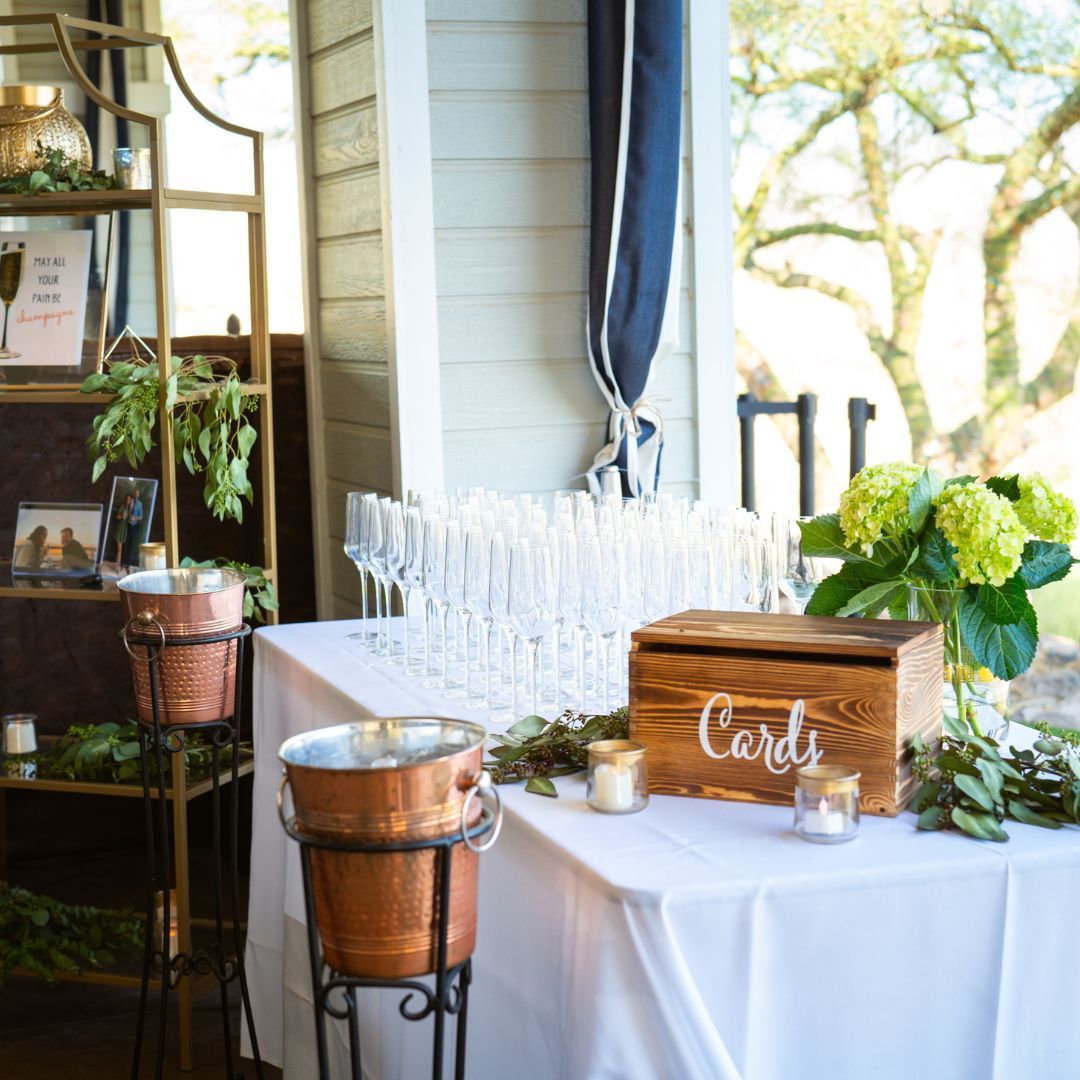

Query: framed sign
0;213;114;388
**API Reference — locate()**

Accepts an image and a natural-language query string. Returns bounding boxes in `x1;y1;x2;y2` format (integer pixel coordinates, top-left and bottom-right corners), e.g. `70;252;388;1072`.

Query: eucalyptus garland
82;354;259;524
486;708;629;796
30;721;250;786
0;884;142;984
912;716;1080;841
0;143;116;195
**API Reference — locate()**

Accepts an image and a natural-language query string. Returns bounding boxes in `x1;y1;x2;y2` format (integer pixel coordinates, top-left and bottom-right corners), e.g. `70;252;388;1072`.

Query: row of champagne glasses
344;488;825;719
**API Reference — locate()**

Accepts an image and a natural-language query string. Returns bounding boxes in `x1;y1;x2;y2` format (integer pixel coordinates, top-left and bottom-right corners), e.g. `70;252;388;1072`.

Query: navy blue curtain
586;0;683;496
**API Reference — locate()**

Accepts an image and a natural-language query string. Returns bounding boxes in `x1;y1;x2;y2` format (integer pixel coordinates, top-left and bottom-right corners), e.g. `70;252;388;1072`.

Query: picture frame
99;476;159;579
11;501;104;578
0;212;115;389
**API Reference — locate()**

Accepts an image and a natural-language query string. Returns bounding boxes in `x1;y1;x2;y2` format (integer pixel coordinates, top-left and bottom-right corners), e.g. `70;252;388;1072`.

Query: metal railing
737;393;876;515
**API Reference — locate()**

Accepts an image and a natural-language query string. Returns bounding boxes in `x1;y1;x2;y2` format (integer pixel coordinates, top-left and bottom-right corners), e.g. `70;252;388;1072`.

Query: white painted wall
425;0;704;498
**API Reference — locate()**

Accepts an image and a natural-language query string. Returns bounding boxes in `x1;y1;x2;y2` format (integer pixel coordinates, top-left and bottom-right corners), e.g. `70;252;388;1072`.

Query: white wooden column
687;0;737;505
373;0;445;498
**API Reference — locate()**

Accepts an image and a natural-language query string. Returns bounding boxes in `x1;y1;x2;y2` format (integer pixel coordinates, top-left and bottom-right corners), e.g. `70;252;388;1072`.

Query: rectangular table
244;619;1080;1079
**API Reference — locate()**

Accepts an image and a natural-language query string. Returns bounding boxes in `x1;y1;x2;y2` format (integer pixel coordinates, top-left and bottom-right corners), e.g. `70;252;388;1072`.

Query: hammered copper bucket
278;719;501;979
0;86;92;179
118;568;245;726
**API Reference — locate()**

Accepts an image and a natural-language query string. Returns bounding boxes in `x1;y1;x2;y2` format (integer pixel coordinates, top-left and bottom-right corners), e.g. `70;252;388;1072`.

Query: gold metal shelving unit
0;14;279;1070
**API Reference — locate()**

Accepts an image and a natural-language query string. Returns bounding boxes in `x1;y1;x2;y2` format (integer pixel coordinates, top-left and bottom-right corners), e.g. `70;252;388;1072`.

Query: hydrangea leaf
1018;540;1075;590
798;514;868;562
908;466;945;535
912;527;958;583
958;590;1037;680
975;578;1037;630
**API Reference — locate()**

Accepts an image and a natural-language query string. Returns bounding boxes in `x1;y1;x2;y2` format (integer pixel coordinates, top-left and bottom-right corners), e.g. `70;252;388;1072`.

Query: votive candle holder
794;764;860;843
587;739;648;814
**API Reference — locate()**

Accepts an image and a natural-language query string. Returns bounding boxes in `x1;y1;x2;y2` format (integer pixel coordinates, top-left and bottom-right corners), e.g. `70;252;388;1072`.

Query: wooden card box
629;610;943;817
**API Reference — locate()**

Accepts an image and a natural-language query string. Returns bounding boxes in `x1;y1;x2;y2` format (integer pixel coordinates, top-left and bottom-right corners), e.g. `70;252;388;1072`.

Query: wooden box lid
631;609;941;661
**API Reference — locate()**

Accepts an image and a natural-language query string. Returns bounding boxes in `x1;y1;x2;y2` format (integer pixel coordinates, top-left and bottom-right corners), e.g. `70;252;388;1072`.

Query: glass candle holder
113;147;151;189
794;765;860;843
140;542;167;571
587;739;648;814
3;713;37;779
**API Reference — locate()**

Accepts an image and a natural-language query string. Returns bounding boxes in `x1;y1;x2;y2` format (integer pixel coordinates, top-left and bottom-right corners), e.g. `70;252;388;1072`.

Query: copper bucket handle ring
121;610;167;663
460;771;502;854
277;770;291;829
3;91;62;124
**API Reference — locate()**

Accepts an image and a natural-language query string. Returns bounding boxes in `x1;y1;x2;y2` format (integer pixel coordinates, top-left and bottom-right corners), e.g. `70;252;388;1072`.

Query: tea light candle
794;764;860;844
803;795;845;836
593;763;633;811
587;739;648;815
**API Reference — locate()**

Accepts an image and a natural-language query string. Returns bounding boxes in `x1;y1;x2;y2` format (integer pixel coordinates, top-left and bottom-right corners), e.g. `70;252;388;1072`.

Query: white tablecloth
243;619;1080;1079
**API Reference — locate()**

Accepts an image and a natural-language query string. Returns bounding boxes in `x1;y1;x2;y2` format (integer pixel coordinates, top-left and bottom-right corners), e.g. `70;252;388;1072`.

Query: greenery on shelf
912;716;1080;842
0;144;117;195
0;884;142;985
81;354;260;524
179;556;278;623
486;708;629;797
29;721;251;786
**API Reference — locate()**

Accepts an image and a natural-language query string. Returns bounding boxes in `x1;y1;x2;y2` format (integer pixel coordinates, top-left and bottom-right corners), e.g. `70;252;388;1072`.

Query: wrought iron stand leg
454;959;472;1080
212;738;235;1080
230;635;265;1077
347;987;363;1080
132;723;155;1080
300;845;331;1080
151;662;171;1080
432;845;453;1080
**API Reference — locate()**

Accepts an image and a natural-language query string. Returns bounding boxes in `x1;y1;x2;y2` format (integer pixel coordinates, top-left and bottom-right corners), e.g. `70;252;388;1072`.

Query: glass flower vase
906;584;1008;740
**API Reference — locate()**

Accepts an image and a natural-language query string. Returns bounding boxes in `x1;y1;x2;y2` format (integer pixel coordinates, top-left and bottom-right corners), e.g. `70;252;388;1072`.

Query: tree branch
750;222;879;253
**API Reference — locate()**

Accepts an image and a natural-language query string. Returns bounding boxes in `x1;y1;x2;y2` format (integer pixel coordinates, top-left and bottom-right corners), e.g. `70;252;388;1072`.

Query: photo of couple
100;476;158;577
11;502;103;578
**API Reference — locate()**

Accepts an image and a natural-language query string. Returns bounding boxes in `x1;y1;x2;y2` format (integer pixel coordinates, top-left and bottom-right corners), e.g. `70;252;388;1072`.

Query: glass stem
463;613;474;701
424;598;434;676
481;619;493;707
553;621;564;715
359;570;369;638
575;625;586;713
526;638;540;718
600;633;612;714
439;604;450;688
384;580;395;658
509;634;518;718
402;586;412;669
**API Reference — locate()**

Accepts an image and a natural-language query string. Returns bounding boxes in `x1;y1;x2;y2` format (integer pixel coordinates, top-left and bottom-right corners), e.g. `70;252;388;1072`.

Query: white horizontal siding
426;0;699;495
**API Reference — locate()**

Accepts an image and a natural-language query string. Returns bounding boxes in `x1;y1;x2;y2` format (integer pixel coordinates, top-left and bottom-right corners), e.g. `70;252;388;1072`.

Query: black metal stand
281;809;496;1080
129;623;264;1080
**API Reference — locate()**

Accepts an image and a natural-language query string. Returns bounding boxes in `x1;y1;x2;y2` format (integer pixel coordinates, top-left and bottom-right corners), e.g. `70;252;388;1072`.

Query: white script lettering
697;692;823;775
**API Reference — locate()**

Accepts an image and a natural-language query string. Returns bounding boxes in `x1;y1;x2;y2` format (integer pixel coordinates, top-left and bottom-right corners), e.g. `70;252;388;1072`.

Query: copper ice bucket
119;568;246;726
279;718;499;979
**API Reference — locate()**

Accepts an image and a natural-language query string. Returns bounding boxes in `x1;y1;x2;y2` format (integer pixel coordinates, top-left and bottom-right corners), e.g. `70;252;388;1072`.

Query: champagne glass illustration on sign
0;240;25;359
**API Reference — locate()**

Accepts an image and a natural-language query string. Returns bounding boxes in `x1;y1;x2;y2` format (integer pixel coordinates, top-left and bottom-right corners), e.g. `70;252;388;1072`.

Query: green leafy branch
179;556;278;623
0;884;142;984
82;354;260;524
0;143;116;195
486;708;629;797
30;721;251;786
911;717;1080;842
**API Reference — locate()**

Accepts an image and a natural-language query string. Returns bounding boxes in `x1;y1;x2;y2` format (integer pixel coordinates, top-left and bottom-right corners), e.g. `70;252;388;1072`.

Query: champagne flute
508;540;556;719
780;517;821;614
0;241;25;359
463;524;493;709
443;521;468;699
402;506;424;674
343;491;376;646
580;535;626;714
384;502;406;662
367;497;390;655
421;516;450;689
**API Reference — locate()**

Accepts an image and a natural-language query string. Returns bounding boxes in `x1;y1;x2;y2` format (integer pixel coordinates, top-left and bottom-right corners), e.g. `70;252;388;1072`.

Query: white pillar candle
803;795;845;836
593;762;634;812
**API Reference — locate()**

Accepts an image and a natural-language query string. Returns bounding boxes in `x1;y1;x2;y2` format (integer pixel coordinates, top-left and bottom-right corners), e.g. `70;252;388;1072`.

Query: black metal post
737;392;757;511
796;393;817;517
848;397;876;478
130;625;262;1080
284;811;495;1080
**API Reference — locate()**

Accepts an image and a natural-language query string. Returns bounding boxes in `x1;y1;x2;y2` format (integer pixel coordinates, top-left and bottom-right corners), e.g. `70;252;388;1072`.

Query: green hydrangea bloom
933;484;1025;587
1015;474;1078;544
839;462;925;554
